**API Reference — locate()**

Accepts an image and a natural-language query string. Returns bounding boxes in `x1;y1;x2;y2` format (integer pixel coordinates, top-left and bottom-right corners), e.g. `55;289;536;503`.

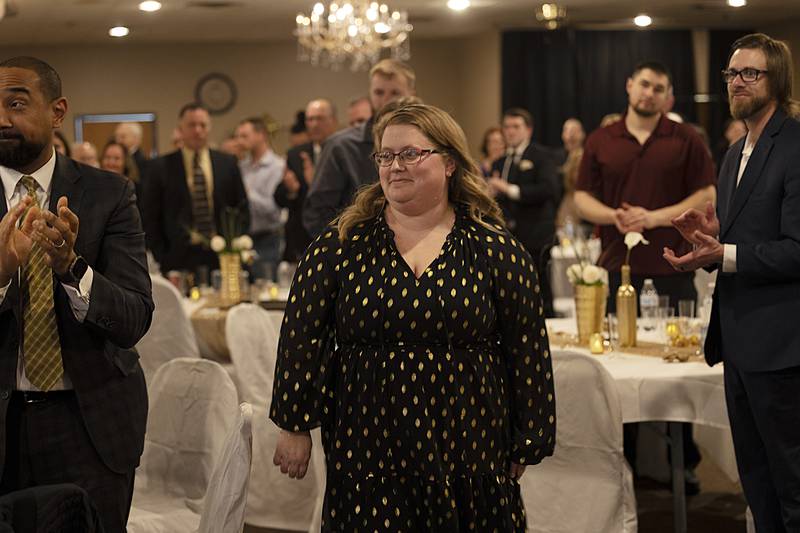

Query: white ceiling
1;0;798;46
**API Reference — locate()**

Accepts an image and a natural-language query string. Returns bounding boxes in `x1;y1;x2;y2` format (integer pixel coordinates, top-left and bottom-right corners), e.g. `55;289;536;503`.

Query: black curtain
708;29;754;154
502;30;696;147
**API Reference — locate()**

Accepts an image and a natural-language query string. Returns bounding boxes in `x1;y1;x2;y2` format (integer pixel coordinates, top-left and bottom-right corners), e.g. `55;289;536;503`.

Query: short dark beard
729;92;770;120
0;134;47;170
632;105;659;118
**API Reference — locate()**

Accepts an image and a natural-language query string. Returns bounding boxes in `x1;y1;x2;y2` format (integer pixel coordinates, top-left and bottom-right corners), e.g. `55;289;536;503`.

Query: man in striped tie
143;103;250;279
0;56;154;532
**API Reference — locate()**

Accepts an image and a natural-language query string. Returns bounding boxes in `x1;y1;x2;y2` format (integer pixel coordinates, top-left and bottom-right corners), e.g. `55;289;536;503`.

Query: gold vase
616;265;637;347
219;252;242;307
575;284;607;344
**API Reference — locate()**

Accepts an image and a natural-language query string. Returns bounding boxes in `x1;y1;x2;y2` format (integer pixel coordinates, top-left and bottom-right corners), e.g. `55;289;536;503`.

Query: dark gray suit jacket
705;108;800;371
0;155;154;475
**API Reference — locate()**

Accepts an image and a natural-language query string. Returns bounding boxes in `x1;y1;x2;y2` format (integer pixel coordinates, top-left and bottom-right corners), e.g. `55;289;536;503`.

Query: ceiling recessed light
139;1;162;12
109;26;130;37
447;0;470;11
633;14;652;27
727;0;746;6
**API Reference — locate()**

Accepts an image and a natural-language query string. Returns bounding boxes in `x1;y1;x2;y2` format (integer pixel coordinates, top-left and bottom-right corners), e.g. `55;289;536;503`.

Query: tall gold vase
575;284;607;344
219;252;242;307
616;265;637;347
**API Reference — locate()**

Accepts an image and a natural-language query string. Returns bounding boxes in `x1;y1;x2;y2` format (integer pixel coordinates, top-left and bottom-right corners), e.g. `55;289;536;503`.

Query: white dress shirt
0;149;93;390
500;140;529;201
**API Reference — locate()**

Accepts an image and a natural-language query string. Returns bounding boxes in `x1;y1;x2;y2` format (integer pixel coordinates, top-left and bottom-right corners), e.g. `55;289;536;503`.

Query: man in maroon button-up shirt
575;61;716;309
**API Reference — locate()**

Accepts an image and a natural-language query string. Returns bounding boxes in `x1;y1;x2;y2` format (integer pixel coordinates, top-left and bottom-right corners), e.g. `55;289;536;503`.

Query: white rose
599;267;609;287
234;235;254;250
582;264;602;284
240;250;256;264
566;263;583;284
624;231;650;250
210;235;226;252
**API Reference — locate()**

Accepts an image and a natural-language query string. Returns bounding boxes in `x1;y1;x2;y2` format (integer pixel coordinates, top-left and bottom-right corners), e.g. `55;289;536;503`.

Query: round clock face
195;73;237;115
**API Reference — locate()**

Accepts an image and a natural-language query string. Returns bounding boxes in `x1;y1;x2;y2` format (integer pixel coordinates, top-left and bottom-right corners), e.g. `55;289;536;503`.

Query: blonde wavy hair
337;103;504;240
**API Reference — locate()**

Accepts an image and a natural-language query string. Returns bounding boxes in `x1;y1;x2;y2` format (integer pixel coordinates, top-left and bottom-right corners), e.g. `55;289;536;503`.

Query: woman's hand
273;430;312;479
509;462;527;480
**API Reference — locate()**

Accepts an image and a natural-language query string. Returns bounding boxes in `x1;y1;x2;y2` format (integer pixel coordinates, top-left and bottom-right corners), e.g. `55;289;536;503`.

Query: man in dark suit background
274;98;338;263
0;56;153;531
665;33;800;531
489;107;559;317
143;103;249;277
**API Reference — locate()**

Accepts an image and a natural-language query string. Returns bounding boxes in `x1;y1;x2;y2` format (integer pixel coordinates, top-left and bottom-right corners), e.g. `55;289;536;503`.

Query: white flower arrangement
566;262;609;287
623;231;649;265
205;207;256;264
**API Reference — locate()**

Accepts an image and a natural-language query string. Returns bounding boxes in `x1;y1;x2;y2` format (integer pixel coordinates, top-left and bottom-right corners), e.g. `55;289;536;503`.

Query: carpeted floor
245;454;748;533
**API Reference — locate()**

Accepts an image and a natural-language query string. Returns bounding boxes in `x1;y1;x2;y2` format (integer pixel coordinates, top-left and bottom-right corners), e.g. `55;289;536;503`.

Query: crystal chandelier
295;1;413;72
536;3;567;30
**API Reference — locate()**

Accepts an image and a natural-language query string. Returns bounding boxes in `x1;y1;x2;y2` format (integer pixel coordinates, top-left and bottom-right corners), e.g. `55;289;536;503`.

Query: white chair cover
198;402;254;533
521;350;637;533
225;304;320;530
128;358;240;533
136;275;200;384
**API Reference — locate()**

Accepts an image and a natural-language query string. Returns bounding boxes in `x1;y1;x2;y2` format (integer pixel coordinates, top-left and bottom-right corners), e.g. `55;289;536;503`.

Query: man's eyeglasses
372;148;444;168
722;67;768;84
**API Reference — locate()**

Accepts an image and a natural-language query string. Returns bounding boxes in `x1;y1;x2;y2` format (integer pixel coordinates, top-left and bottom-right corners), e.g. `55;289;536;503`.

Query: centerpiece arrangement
566;257;609;345
617;232;649;347
208;207;254;306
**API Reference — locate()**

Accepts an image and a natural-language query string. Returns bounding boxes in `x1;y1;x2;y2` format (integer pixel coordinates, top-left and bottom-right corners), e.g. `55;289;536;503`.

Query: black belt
12;390;74;404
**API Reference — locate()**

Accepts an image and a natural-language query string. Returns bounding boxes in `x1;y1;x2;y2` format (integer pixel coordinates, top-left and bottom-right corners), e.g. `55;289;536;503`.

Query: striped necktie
191;152;215;237
20;175;64;391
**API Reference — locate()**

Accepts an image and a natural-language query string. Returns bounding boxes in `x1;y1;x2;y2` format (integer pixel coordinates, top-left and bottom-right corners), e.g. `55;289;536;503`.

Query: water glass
678;299;696;318
606;312;618;350
211;269;222;292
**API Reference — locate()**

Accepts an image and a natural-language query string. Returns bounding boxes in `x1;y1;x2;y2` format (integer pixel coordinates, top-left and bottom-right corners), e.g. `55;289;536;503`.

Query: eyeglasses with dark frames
722;67;768;84
372;147;445;168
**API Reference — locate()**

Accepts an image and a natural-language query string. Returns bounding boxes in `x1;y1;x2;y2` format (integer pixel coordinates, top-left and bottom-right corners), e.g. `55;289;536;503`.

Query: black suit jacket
274;142;315;262
491;142;560;253
704;108;800;371
142;149;249;273
0;155;154;476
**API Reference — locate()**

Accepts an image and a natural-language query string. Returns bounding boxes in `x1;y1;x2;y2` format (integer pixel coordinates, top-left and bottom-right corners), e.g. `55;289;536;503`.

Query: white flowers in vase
208;207;256;264
623;231;650;265
566;263;609;287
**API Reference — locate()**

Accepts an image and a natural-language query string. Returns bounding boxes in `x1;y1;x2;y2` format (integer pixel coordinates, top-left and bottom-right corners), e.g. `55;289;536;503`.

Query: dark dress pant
0;392;134;533
725;361;800;533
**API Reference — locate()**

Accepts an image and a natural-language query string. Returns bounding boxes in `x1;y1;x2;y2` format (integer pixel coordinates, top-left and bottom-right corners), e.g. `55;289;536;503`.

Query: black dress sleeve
269;226;341;432
486;227;556;465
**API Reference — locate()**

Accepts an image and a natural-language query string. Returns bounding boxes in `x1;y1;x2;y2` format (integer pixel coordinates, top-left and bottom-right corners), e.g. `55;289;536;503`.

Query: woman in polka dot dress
271;103;556;532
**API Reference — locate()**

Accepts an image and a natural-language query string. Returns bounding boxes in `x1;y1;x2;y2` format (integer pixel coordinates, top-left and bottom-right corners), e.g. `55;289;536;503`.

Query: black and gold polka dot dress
270;204;556;532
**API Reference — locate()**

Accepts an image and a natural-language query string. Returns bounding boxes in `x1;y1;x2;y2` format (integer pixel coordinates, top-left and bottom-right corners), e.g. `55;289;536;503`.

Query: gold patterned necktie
191;152;215;238
20;175;64;391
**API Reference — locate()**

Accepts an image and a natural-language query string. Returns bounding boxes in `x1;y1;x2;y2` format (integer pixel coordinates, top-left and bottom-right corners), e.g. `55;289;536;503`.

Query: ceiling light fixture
633;14;652;27
109;26;130;37
536;3;567;30
295;2;413;71
447;0;470;11
727;0;746;6
139;1;162;12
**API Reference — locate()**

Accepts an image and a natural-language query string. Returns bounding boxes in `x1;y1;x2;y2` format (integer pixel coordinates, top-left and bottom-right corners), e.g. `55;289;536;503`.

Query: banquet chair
136;275;200;383
225;303;321;531
521;350;637;533
128;358;251;533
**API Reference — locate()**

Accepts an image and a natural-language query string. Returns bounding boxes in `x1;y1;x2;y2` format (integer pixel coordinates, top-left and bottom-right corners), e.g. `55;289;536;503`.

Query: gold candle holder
589;332;605;354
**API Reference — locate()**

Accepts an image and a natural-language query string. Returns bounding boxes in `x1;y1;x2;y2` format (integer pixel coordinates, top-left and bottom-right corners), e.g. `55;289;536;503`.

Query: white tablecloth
546;318;738;483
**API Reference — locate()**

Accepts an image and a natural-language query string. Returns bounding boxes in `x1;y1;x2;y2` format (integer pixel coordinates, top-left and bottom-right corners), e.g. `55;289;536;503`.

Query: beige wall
3;34;502;158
